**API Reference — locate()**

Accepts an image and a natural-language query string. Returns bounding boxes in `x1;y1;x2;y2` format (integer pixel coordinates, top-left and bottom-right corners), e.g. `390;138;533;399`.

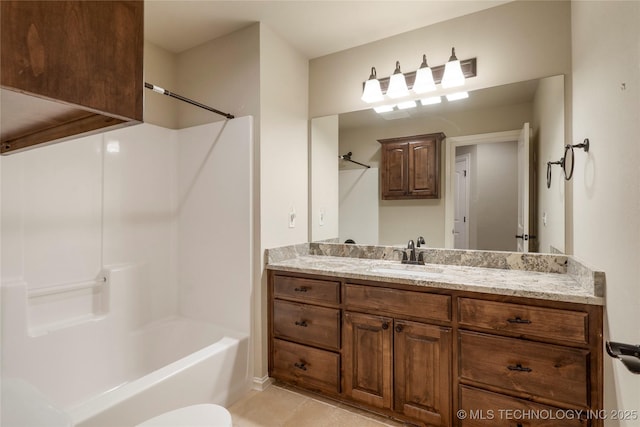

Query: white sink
370;266;444;280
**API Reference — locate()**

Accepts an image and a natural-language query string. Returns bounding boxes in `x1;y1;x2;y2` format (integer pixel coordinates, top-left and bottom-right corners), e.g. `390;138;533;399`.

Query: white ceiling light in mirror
360;47;476;114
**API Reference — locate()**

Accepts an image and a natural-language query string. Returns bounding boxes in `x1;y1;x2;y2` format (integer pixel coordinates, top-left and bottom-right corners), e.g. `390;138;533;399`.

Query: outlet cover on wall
319;209;325;226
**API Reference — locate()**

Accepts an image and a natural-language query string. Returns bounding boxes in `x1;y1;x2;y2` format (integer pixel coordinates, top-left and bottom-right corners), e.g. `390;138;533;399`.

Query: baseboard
252;375;274;391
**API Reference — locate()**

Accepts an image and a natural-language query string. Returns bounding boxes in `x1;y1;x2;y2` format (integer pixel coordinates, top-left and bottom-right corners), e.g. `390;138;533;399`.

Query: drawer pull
381;322;390;330
507;317;531;324
294;362;308;371
507;363;532;373
294;287;308;292
294;320;308;327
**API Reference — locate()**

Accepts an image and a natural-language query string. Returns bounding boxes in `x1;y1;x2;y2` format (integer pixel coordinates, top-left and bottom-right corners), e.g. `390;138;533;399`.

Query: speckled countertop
266;244;605;306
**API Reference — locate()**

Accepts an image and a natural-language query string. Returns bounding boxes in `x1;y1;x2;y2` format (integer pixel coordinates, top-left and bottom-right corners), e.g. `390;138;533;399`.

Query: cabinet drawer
273;300;340;350
344;284;450;322
459;298;589;345
459;386;587;427
272;339;340;395
274;275;340;305
459;332;589;408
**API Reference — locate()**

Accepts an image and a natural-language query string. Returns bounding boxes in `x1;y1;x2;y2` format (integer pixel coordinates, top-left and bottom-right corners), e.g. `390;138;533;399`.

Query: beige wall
309;0;571;117
256;24;309;381
143;41;178;129
310;116;339;242
571;1;640;423
533;75;566;253
176;25;261;128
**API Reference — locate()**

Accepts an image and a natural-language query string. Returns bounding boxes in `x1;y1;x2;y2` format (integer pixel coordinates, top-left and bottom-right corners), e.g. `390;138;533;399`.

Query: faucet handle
393;248;408;262
416;236;425;247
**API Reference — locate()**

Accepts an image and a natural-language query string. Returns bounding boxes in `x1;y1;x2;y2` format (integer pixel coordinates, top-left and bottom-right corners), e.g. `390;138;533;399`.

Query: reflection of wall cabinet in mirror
378;133;444;200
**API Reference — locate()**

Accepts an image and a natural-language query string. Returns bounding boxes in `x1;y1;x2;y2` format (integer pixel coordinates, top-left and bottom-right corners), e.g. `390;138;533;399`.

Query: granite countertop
266;247;605;306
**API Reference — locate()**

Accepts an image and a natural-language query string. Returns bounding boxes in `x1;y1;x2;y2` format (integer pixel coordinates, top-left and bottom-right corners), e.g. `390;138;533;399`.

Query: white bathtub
66;316;250;427
2;274;251;427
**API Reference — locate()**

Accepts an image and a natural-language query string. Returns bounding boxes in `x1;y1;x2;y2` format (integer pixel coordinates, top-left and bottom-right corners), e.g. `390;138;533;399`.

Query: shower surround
0;118;253;425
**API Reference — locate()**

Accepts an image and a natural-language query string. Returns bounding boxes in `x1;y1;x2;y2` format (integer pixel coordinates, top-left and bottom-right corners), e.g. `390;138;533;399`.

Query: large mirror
311;75;566;254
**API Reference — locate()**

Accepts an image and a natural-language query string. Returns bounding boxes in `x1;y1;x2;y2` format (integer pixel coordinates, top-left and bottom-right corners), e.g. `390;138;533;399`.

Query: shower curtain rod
339;152;371;168
144;82;235;120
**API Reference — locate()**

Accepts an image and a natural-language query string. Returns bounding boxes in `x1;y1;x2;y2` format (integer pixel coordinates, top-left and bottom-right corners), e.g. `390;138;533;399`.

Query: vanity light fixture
441;47;465;88
361;67;384;103
360;48;476;105
413;55;436;94
387;61;409;99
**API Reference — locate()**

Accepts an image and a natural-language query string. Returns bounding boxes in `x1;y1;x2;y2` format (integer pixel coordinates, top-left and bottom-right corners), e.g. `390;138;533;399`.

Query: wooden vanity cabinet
456;297;602;427
267;270;603;427
343;311;393;409
343;284;452;426
378;133;444;200
342;313;452;427
269;274;342;395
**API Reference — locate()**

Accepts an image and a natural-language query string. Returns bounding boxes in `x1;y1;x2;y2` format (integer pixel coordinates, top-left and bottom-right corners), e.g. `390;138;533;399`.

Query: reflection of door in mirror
516;123;531;253
454;154;470;249
450;133;519;252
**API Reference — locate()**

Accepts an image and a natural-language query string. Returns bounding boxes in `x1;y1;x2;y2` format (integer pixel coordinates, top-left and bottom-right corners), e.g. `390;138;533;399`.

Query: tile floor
227;384;411;427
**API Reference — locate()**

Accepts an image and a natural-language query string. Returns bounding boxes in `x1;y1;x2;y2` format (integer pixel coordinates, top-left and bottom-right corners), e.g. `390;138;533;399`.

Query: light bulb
361;67;384;103
413;55;436;94
441;47;465;89
387;61;409;99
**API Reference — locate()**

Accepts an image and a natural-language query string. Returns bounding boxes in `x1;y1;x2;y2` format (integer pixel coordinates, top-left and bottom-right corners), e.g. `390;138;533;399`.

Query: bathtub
2;275;251;427
66;316;250;427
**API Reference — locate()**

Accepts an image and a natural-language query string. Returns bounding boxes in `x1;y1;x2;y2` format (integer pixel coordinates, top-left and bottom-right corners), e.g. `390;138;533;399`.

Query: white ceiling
144;0;510;58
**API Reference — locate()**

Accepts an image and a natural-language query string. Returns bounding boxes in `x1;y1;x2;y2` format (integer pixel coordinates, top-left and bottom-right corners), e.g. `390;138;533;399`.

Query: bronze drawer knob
294;320;308;327
294;287;308;292
507;363;532;373
507;317;531;324
294;362;308;371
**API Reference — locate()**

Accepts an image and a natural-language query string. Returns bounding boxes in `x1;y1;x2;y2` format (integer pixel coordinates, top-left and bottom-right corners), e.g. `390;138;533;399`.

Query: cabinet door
381;142;408;198
394;320;452;427
343;311;393;410
409;139;439;198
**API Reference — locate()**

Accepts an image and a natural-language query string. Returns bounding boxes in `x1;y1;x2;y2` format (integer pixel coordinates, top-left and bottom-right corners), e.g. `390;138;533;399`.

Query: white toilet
136;404;232;427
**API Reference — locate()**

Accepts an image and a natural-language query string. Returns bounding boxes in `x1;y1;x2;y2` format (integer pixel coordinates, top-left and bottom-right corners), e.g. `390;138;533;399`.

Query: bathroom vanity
266;244;604;427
